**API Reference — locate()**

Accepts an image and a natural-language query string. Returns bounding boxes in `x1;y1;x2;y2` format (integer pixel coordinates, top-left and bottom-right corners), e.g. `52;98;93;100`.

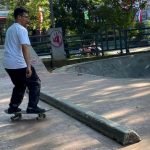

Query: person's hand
26;66;32;78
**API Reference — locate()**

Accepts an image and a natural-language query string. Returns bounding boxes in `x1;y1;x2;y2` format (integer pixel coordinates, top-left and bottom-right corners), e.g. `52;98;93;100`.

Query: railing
29;35;53;67
64;27;150;58
30;35;51;54
127;27;150;49
1;27;150;60
0;34;53;67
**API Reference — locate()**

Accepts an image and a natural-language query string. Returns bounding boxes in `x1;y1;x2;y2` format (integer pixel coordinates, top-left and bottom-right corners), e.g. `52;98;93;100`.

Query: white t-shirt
3;23;31;69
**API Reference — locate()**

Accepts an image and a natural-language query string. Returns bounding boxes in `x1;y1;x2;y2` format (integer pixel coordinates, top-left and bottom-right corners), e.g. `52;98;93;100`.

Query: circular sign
50;30;63;48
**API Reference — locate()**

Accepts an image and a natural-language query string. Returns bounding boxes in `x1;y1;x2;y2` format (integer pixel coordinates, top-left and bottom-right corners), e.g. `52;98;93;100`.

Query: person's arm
22;44;32;78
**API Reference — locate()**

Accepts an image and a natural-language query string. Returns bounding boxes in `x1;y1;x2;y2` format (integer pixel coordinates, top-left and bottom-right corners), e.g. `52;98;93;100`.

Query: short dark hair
14;7;29;19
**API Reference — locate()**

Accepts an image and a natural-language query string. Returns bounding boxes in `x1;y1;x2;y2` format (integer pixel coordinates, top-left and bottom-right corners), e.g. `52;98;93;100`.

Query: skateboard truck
10;112;46;121
4;109;51;121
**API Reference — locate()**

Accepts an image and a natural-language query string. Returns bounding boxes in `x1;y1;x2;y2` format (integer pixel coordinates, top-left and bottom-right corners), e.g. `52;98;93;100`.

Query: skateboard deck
4;109;51;121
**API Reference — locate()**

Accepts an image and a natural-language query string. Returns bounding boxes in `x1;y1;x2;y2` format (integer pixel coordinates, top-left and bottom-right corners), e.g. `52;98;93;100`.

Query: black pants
5;66;41;109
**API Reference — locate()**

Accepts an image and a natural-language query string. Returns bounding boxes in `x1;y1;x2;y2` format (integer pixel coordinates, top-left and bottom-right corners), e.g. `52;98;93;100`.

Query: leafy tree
53;0;90;35
92;0;147;30
2;0;50;34
52;0;104;35
26;0;50;33
2;0;147;36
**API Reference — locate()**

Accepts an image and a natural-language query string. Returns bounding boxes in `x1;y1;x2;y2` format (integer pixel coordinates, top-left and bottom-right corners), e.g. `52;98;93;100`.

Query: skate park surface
0;45;150;150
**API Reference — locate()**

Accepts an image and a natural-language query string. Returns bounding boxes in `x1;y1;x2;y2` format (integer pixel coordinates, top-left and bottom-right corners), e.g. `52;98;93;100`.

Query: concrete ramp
0;47;146;146
0;47;7;78
64;52;150;78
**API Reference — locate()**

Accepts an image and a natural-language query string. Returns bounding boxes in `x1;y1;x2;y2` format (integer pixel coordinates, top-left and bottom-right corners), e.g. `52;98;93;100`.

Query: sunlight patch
103;108;132;120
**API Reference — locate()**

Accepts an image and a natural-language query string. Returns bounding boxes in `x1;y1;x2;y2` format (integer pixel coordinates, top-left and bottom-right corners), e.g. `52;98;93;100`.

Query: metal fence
64;27;150;58
29;35;53;67
29;35;51;55
1;27;150;58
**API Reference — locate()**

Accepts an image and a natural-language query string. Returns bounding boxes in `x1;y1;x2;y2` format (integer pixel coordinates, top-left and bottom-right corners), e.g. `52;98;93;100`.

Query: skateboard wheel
10;114;22;121
36;116;42;120
36;113;46;120
42;114;46;118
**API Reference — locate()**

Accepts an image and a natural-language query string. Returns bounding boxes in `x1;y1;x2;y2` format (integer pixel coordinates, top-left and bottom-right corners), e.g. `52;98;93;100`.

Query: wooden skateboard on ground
4;109;51;121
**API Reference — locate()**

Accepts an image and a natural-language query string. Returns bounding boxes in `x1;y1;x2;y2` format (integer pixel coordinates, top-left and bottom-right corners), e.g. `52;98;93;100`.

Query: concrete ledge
40;92;141;145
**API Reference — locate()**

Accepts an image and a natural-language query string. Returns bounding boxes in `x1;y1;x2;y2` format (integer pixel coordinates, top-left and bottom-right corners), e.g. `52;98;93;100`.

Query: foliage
26;0;50;32
1;0;148;36
89;0;147;31
2;0;50;32
53;0;91;35
143;20;150;28
93;0;134;29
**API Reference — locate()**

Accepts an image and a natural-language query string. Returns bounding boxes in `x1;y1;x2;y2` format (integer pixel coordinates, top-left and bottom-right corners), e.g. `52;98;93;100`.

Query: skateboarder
3;7;45;114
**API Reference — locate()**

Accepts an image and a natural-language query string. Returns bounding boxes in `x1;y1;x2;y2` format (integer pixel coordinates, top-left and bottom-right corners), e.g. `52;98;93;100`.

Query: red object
138;9;142;23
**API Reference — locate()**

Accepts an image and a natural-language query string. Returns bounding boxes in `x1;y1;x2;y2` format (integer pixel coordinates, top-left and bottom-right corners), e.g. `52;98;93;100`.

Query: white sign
49;28;65;61
50;29;63;48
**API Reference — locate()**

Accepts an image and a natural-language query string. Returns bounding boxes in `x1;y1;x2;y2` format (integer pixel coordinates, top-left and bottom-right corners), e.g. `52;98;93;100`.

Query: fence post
100;30;104;56
105;26;109;50
113;26;117;49
0;34;4;45
124;29;130;54
119;29;123;54
95;34;99;56
64;38;70;58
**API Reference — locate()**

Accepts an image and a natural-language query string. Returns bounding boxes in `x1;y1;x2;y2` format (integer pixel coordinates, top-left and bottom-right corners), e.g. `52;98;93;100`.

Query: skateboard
4;109;51;121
